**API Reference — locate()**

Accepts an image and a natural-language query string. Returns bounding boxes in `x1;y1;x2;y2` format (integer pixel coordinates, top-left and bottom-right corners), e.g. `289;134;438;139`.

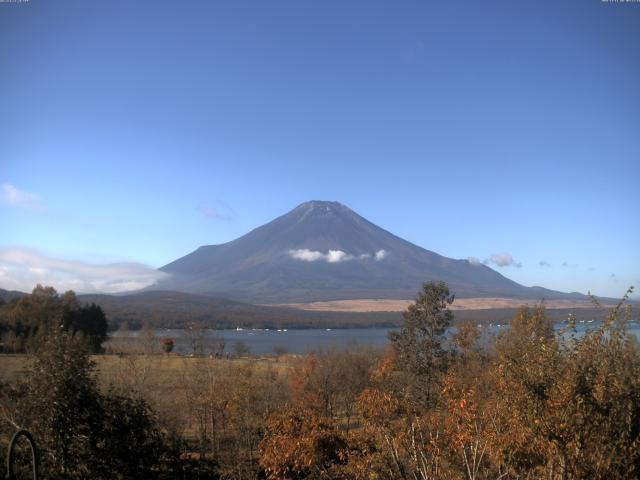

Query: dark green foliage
97;392;166;479
15;329;167;479
62;302;108;353
388;281;454;406
18;330;104;478
0;285;108;353
0;285;59;352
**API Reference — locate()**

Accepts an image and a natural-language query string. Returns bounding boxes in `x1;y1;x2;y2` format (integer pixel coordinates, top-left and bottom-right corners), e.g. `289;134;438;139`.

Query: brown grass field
0;353;292;443
0;353;287;384
273;297;615;312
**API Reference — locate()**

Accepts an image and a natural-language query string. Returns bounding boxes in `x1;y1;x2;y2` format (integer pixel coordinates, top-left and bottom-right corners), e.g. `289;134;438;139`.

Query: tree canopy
0;285;108;353
388;280;454;406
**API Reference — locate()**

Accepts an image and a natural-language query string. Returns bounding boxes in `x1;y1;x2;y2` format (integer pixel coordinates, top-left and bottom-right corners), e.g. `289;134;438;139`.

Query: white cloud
0;248;168;294
327;250;352;263
289;249;326;262
1;183;42;210
539;261;551;267
468;256;481;266
484;253;522;268
288;249;388;264
288;249;352;263
375;249;387;261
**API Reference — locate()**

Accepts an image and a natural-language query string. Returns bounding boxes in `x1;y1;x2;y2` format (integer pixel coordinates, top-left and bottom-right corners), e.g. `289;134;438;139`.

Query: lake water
107;321;640;356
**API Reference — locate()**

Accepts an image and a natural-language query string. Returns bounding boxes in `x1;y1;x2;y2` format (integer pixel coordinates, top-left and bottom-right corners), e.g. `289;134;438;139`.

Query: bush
16;329;168;479
160;337;175;353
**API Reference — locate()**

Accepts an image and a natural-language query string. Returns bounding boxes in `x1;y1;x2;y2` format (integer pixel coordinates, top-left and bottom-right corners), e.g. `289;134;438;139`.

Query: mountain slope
157;201;581;303
0;288;27;302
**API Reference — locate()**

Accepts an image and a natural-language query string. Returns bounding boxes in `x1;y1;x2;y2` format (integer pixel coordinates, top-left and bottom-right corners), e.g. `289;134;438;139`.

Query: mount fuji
154;201;580;304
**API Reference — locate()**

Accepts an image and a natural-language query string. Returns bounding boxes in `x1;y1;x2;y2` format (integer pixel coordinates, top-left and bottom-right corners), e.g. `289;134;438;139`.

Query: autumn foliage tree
259;349;377;479
260;406;349;479
160;337;174;353
490;292;640;479
282;284;638;480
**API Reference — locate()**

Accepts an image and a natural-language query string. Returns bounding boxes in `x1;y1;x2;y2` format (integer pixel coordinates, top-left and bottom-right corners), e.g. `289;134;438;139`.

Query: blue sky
1;0;638;298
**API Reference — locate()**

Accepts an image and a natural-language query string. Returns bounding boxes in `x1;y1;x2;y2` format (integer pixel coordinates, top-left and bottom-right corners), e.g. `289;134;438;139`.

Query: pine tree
388;281;454;407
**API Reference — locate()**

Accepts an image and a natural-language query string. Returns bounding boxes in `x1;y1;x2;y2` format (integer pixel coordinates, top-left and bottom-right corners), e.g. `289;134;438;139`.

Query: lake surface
107;321;640;356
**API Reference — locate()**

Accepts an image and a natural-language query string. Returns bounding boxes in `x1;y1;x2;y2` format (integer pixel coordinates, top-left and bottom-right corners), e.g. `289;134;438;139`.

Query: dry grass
272;297;613;312
0;354;33;383
0;354;290;385
0;353;293;443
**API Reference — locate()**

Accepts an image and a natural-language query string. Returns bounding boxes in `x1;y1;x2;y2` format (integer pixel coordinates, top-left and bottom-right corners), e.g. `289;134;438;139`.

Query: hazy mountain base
3;287;629;331
78;290;400;330
78;290;615;330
